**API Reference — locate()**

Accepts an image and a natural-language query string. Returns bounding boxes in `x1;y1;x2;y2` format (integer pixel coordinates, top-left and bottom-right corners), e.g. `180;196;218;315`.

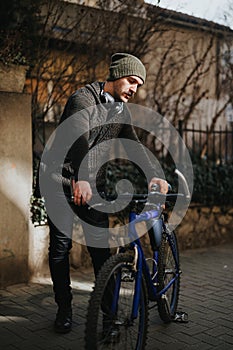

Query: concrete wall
0;92;32;287
29;225;50;280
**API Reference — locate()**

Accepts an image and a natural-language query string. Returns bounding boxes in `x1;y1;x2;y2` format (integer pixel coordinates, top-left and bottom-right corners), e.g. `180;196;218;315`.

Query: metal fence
178;120;233;165
175;120;233;205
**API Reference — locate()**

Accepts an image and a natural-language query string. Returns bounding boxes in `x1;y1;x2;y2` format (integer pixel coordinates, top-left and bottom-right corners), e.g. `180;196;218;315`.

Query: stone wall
68;205;233;271
176;205;233;250
0;92;32;287
28;204;233;279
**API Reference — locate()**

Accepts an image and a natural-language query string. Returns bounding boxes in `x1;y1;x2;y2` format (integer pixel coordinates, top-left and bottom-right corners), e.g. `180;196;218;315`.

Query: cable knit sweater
44;81;157;191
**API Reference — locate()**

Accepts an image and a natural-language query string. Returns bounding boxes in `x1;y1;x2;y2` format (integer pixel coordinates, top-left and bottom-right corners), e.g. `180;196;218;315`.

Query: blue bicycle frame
111;206;180;321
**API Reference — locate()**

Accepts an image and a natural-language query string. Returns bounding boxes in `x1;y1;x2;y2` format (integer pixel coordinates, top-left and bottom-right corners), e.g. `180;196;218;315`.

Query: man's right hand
72;180;92;206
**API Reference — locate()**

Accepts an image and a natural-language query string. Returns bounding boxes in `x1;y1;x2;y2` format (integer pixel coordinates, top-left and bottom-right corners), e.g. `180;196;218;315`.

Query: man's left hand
149;177;169;194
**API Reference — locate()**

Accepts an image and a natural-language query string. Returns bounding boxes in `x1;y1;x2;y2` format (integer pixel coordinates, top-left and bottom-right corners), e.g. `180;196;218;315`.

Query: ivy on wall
30;195;47;226
106;158;233;206
191;159;233;205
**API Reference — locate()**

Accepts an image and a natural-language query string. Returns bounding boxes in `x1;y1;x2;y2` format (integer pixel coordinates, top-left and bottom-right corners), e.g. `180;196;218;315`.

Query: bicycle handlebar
95;165;191;204
72;168;190;208
96;191;186;204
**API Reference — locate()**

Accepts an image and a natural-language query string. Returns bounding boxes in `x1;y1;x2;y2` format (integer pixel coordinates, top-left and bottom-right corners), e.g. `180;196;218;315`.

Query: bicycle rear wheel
157;228;180;323
85;253;149;350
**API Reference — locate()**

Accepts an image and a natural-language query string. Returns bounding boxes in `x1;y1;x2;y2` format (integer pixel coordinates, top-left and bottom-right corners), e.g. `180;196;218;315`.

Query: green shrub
192;158;233;205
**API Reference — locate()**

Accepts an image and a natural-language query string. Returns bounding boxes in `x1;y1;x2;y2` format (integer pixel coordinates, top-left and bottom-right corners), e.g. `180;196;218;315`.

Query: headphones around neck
100;82;123;114
100;82;115;104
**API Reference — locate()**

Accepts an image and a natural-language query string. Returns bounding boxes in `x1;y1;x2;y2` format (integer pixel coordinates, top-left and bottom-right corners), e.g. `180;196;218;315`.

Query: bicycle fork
109;245;143;324
157;228;181;298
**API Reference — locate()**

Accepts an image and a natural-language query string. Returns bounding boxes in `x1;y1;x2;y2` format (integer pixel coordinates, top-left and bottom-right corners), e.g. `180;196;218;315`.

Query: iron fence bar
176;120;233;164
213;127;216;162
199;122;202;154
206;125;209;160
225;125;228;164
178;120;183;170
231;127;233;163
219;126;222;165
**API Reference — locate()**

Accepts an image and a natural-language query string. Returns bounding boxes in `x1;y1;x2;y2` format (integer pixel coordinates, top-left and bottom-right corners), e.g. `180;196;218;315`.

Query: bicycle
85;169;190;349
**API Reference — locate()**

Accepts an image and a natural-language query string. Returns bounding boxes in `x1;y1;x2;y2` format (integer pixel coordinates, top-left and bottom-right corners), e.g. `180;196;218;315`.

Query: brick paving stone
0;242;233;349
181;344;213;350
219;333;233;345
181;324;209;336
194;333;227;346
203;326;230;337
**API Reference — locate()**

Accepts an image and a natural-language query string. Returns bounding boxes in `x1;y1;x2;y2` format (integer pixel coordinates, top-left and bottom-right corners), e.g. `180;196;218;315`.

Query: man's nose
130;84;137;94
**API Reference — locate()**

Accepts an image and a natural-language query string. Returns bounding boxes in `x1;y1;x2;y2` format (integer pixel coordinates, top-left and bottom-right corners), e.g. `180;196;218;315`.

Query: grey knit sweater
45;81;157;191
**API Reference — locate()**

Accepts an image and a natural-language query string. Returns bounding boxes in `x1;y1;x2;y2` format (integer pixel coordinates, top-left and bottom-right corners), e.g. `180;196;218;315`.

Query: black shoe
54;307;72;334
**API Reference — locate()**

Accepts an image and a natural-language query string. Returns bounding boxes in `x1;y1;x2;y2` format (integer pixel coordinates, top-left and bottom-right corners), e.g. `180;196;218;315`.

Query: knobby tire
157;229;180;323
85;253;149;350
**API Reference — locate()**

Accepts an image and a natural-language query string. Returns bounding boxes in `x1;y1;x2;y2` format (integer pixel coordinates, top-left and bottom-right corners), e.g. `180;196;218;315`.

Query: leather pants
46;180;110;308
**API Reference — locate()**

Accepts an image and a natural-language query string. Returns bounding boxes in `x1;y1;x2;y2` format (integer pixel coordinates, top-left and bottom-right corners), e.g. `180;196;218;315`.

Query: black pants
46;181;110;308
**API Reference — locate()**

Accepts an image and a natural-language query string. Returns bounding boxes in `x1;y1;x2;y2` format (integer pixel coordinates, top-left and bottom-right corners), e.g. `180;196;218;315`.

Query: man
40;53;168;333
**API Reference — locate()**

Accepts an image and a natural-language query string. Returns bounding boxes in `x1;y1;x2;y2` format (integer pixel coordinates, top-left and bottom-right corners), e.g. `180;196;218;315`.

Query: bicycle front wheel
157;229;180;323
85;253;149;350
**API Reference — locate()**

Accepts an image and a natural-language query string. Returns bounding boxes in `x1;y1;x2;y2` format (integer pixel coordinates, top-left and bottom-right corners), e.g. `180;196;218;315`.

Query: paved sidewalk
1;242;233;350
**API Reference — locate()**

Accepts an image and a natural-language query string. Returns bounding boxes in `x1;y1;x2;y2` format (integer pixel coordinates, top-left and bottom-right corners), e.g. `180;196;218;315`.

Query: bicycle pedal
121;272;134;282
172;311;188;323
102;325;120;344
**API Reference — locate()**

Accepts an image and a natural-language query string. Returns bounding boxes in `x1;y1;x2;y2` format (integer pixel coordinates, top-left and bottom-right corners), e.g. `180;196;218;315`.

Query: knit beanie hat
107;53;146;84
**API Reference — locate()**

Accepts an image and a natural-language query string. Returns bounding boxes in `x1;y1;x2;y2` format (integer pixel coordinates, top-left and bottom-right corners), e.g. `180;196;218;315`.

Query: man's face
112;76;143;103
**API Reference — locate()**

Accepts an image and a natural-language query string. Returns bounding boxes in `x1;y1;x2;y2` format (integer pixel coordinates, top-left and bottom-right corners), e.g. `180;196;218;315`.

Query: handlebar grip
151;183;172;193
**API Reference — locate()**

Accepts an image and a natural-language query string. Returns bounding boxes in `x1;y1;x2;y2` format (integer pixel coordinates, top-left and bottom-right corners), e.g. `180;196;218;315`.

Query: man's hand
72;180;92;206
149;177;169;194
